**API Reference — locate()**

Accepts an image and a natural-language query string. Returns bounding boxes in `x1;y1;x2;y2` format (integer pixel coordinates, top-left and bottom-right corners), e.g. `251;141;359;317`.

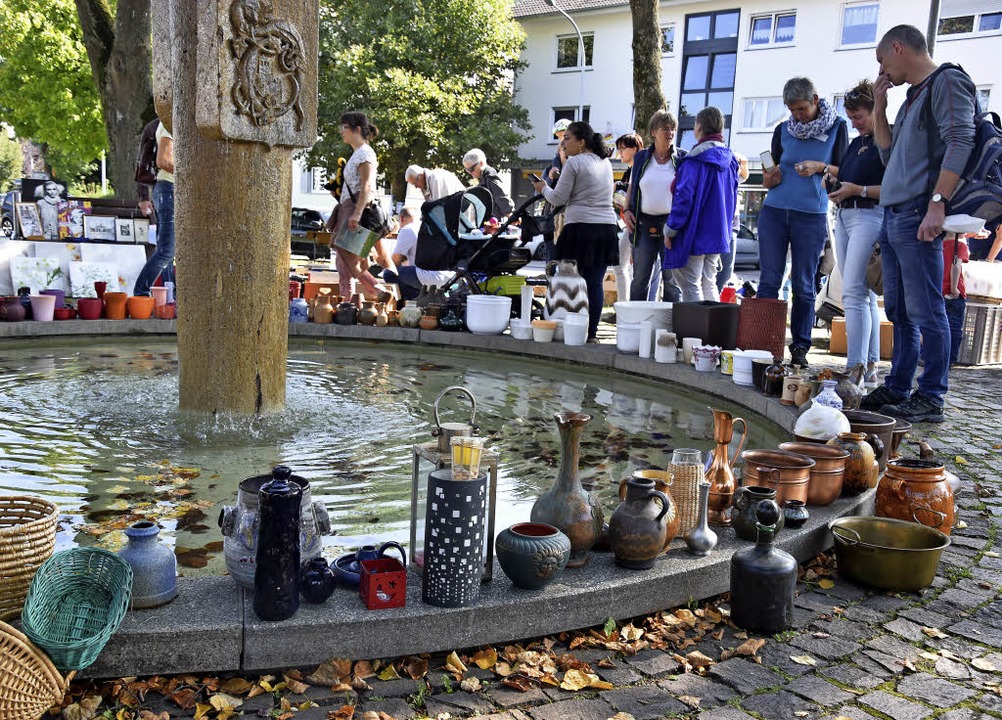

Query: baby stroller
414;189;557;296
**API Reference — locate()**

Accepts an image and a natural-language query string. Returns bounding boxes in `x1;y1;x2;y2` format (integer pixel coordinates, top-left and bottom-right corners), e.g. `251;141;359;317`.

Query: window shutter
941;0;999;16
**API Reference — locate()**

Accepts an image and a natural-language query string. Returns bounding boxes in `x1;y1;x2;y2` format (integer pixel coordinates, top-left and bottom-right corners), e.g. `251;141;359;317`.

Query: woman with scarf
758;77;848;368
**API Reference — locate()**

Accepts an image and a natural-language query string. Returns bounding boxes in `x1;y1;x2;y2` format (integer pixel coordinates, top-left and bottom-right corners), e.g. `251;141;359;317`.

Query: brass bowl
779;442;850;506
829;516;950;592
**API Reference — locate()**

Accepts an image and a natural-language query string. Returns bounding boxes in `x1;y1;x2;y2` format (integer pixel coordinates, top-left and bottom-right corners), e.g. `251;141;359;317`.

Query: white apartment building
512;0;1000;165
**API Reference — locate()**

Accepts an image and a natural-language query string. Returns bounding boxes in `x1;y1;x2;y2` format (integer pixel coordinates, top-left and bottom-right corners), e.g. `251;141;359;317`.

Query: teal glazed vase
117;520;178;609
529;412;603;567
495;522;571;590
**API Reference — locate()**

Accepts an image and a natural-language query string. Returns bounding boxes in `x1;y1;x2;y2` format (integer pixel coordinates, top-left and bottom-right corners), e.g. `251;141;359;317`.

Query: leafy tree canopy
0;0;106;181
309;0;531;200
0;134;22;191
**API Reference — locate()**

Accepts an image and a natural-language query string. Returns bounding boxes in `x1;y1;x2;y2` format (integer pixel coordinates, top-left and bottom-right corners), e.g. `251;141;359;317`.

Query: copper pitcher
705;408;747;526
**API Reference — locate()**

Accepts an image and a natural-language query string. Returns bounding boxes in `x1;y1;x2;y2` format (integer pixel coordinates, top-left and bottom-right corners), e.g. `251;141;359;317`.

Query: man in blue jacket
663;106;738;301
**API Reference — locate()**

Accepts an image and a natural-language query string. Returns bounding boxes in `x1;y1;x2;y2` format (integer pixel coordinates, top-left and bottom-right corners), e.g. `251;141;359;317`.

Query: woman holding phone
531;121;619;342
758;77;848;368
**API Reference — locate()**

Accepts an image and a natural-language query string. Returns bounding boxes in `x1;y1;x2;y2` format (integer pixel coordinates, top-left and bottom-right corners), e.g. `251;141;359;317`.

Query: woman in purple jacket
663;107;739;301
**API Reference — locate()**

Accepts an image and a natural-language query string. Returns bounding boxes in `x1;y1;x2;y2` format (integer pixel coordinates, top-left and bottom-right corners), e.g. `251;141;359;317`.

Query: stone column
156;0;318;415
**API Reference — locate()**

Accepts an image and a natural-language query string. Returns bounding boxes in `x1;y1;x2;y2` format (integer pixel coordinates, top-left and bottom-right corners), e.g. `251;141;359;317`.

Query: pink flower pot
29;294;56;322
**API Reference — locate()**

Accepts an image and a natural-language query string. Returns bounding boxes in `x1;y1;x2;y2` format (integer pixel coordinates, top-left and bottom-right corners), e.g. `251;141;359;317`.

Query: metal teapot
432;385;479;452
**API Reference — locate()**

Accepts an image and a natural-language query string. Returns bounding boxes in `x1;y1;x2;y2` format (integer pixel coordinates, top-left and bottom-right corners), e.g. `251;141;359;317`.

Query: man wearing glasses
463;148;513;219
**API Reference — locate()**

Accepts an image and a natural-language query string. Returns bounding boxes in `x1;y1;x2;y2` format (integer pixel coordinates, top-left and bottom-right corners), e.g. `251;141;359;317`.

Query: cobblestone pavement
77;343;1002;720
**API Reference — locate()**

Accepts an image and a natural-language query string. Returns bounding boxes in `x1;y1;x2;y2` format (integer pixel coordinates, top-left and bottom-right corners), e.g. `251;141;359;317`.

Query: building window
661;24;676;55
978;86;992;111
551;107;591;140
840;2;879;46
749;12;796;47
556;33;594;69
742;97;787;131
938;6;1001;36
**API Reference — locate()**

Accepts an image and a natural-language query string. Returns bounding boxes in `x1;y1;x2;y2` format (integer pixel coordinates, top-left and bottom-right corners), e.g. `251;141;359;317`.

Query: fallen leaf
461;676;482;692
377;664;400;681
284;676;309;694
502;676;532;692
956;521;968;529
209;693;242;712
220;678;254;695
62;696;103;720
920;651;941;661
560;669;592;691
354;660;376;679
922;627;948;639
986;551;1001;558
686;651;715;669
818;579;835;589
735;638;767;656
973;658;998;672
402;657;428;680
794;712;810;717
590;677;614;690
307;658;353;686
170;688;198;709
445;651;468;675
495;661;513;677
608;714;636;720
350;676;372;692
330;706;356;720
674;609;698;628
138;712;170;720
791;655;817;666
472;647;498;670
193;703;212;720
679;695;701;709
621;624;644;642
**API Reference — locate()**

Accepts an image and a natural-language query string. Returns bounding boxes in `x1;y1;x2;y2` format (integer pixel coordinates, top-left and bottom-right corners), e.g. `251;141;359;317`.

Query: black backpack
923;64;1002;229
134;120;159;185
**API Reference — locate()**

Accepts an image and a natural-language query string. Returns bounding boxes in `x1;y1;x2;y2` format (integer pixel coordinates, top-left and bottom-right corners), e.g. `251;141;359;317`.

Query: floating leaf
791;655;817;666
818;579;835;589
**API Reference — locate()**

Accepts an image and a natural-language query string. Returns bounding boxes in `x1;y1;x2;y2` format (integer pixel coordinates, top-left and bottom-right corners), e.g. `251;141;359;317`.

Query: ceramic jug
359;301;378;326
399;304;423;328
117;520;178;608
254;466;302;621
730;500;796;634
876;458;954;535
289;298;309;323
732;485;784;541
218;469;331;589
827;432;881;495
313;291;335;324
335;301;358;325
0;296;25;322
375;302;389;327
705;408;747;526
544;260;588;320
608;477;672;569
301;558;336;604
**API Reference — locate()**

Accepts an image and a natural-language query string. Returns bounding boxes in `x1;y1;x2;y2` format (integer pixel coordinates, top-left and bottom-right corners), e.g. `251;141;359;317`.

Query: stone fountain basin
0;320;871;677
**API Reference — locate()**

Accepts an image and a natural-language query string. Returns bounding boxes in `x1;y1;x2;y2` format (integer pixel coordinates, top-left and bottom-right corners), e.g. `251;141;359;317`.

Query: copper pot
876;458;954;535
740;449;814;505
778;442;850;506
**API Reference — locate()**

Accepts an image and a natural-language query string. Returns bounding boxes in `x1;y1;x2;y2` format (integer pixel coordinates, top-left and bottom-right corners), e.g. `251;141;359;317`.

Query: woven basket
736;298;789;359
21;548;132;671
0;619;70;720
669;463;703;533
0;496;58;621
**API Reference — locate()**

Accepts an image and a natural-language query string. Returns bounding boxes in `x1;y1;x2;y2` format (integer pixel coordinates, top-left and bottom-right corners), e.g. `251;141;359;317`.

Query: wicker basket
0;496;59;621
21;548;133;671
669;463;704;533
736;298;789;359
0;619;70;720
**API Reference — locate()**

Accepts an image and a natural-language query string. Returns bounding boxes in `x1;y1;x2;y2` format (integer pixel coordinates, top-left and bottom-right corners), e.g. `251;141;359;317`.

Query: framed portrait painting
83;215;117;242
15;202;44;239
115;218;134;243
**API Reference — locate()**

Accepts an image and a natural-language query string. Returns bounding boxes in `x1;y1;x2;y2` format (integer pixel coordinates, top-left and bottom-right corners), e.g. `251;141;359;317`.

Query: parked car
1;191;15;237
290;207;332;259
733;223;759;269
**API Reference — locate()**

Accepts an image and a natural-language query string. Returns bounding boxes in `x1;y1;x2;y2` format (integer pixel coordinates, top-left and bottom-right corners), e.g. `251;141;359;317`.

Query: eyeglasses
340;124;352;131
844;89;871;104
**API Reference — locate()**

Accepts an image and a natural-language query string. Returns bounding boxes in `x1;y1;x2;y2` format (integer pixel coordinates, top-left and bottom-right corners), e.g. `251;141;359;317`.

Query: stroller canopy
415;186;493;270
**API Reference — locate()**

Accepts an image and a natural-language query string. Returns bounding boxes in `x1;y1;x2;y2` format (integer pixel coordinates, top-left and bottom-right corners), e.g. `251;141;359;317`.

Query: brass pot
740;449;814;505
778;442;849;506
829;516;950;592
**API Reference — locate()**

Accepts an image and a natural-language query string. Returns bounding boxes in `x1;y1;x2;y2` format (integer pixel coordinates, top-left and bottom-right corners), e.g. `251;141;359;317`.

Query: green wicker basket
20;548;132;671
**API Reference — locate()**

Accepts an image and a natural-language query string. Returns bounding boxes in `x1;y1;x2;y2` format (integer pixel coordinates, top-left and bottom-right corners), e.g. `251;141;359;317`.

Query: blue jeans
880;197;950;401
945;296;966;364
134;181;175;296
756;205;828;349
629;225;680;302
383;266;421;300
580;264;607;338
833;207;883;367
716;235;735;293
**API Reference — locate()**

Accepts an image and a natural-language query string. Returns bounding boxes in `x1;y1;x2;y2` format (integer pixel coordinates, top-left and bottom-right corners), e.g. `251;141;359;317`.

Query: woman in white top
331;111;396;301
531;121;619;342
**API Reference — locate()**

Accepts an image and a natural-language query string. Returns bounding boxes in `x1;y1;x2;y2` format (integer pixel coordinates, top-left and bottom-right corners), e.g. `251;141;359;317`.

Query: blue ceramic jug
118;520;178;608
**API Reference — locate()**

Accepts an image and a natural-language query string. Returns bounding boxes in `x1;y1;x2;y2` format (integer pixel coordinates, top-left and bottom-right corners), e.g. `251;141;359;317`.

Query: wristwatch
931;193;946;204
860;185;868;199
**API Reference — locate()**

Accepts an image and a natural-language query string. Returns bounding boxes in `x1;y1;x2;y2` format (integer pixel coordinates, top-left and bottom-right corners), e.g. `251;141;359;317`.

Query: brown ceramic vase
876;458;954;535
827;432;881;496
626;471;680;549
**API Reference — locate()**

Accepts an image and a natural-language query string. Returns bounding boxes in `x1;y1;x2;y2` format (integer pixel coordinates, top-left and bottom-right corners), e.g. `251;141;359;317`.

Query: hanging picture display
83;215;117;242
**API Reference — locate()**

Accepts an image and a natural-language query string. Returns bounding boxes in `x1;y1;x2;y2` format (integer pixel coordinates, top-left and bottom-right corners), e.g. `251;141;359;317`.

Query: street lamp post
546;0;586;125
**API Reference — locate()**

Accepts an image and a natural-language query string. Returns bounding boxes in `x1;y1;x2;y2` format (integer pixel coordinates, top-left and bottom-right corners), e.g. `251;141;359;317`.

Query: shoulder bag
865;242;883;295
345;183;391;239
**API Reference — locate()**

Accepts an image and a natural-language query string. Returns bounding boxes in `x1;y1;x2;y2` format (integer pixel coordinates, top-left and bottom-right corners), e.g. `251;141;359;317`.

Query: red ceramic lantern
359;557;406;610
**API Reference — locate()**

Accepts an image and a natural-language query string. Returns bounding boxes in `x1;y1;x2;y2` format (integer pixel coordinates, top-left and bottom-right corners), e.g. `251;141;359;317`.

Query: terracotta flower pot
127;295;156;320
154;302;176;320
104;291;128;320
53;307;73;320
77;297;103;320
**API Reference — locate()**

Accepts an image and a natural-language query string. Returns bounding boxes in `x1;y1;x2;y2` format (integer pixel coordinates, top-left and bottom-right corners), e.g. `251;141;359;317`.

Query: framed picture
115;218;134;243
83;214;117;242
58;201;91;239
133;217;151;244
15;202;44;239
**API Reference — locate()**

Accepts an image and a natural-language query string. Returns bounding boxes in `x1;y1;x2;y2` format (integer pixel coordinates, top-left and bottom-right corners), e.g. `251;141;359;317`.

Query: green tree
0;0;152;193
0;134;22;191
0;0;106;181
309;0;531;201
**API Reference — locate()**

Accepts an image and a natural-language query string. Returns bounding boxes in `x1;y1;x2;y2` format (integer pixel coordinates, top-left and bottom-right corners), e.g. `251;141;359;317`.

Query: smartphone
759;151;776;171
529;173;543;183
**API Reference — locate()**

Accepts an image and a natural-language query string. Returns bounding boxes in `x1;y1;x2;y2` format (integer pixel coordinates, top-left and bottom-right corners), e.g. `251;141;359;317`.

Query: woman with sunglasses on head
825;81;885;388
330;111;396;301
463;148;513;219
531;121;619;343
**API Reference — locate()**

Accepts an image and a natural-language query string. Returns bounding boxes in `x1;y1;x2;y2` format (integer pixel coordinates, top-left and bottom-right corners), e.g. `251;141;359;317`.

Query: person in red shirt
943;233;969;364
